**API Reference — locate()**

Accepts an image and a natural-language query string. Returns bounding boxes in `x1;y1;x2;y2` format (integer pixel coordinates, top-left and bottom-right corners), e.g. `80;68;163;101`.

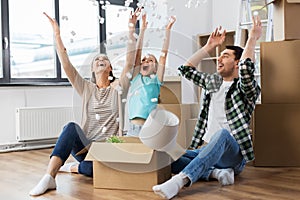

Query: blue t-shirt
128;73;162;120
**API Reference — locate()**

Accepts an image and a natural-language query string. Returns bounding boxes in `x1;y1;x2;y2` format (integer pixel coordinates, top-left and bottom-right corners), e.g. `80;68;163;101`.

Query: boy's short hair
226;45;244;60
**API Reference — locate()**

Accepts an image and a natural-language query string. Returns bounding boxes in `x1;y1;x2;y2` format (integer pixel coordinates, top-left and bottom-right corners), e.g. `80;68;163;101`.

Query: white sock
211;168;234;186
59;161;78;172
29;174;56;196
152;173;188;199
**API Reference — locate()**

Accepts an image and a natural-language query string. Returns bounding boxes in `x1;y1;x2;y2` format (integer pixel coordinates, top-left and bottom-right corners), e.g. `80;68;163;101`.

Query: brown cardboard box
260;40;300;104
273;0;300;40
157;104;200;149
161;76;182;104
253;104;300;166
85;137;171;191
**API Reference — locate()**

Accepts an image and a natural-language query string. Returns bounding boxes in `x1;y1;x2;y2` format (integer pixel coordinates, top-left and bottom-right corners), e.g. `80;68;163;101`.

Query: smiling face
217;49;239;81
92;54;112;74
140;54;157;76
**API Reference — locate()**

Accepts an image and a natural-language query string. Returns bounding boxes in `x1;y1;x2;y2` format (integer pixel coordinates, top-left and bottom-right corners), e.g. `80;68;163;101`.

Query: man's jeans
171;129;246;185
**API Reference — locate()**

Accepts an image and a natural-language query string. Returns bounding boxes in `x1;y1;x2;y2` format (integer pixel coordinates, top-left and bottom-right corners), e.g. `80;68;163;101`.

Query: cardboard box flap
287;0;300;3
85;142;154;164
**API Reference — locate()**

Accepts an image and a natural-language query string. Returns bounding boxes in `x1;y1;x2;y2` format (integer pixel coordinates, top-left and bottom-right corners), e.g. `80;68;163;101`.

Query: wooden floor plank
0;148;300;200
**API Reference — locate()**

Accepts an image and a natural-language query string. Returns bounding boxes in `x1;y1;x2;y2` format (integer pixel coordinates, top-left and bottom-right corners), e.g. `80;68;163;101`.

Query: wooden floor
1;148;300;200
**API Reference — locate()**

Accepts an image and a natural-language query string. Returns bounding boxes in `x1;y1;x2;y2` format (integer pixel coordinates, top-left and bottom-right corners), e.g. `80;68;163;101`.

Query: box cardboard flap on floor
260;40;300;104
273;0;300;40
85;137;171;191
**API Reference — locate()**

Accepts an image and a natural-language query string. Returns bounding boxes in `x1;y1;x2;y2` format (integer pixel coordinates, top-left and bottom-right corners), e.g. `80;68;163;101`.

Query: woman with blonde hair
29;8;141;196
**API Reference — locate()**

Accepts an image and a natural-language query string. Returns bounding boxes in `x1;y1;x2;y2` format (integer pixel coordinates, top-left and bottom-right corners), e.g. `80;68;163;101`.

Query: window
9;0;55;79
105;4;134;78
0;0;137;85
59;0;100;79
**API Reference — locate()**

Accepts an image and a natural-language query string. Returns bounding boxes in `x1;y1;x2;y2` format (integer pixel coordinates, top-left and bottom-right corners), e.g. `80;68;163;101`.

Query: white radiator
16;107;75;141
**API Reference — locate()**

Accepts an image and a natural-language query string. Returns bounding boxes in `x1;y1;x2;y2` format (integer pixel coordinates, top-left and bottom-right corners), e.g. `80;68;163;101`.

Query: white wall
0;87;74;144
212;0;240;31
0;0;240;145
166;0;212;103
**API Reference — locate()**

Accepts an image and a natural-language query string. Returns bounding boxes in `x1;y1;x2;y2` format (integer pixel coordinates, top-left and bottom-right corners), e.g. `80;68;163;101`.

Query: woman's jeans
171;129;246;185
51;122;93;177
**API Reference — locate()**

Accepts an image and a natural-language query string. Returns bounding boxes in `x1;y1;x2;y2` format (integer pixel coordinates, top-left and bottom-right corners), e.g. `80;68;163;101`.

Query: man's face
217;49;238;78
140;55;157;76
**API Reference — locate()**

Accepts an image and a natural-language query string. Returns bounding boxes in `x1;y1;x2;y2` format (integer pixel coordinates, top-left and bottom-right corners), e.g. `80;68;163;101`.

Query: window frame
0;0;137;86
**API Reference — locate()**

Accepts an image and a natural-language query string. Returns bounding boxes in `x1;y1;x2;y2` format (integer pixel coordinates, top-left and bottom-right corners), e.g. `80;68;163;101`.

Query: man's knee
214;129;231;139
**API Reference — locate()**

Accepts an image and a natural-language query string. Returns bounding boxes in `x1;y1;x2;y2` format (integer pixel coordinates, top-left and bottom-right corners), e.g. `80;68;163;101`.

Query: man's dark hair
226;45;244;60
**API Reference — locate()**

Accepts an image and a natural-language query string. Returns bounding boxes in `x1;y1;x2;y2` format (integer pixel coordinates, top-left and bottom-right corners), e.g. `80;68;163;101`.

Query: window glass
59;0;100;79
105;4;133;78
9;0;54;78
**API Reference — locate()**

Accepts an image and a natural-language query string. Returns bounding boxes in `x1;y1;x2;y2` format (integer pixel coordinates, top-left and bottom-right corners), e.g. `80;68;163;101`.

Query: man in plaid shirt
153;16;262;200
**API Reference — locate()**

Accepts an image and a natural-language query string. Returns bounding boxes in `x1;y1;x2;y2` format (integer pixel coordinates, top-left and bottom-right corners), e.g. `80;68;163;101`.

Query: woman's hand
43;12;60;36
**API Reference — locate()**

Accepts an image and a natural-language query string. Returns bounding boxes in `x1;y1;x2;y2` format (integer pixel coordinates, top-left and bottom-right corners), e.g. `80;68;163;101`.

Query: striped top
85;86;119;141
71;71;122;142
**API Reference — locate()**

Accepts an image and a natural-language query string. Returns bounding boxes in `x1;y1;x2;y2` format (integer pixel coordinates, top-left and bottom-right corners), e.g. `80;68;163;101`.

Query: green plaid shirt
178;58;260;162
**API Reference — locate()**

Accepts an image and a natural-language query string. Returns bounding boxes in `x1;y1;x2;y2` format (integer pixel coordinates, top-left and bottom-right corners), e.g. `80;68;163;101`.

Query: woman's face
140;54;157;76
92;55;111;74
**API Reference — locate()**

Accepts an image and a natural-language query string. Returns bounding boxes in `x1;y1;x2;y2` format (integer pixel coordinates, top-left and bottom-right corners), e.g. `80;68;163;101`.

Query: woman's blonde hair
90;54;116;83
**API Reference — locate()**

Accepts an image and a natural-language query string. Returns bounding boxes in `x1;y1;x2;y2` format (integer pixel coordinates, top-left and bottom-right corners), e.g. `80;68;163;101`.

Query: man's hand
249;15;262;41
206;26;226;49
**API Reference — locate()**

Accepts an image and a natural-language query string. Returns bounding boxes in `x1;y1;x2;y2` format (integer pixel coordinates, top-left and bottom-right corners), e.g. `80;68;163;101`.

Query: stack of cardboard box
86;78;200;190
253;0;300;166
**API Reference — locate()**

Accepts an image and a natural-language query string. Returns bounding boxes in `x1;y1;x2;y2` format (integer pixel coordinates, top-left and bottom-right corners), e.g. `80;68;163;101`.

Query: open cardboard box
85;137;171;191
273;0;300;40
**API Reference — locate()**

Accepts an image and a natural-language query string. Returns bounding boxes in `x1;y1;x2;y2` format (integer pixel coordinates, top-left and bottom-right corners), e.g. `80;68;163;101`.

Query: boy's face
217;49;239;78
140;55;157;76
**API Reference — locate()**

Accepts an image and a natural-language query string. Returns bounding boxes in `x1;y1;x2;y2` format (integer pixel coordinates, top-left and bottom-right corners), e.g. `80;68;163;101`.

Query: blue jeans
51;122;93;177
126;122;143;137
171;129;246;185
